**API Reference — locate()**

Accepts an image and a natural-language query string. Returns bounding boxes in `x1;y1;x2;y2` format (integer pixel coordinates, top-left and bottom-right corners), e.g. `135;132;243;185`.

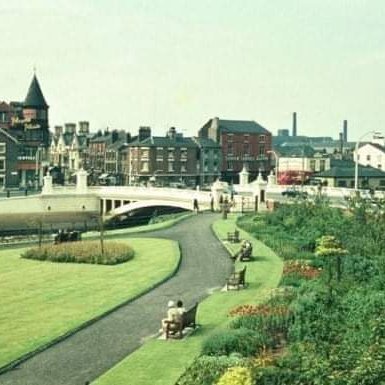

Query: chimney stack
78;121;90;135
292;112;297;137
339;132;344;154
343;120;348;143
54;125;63;136
64;123;76;135
138;126;151;142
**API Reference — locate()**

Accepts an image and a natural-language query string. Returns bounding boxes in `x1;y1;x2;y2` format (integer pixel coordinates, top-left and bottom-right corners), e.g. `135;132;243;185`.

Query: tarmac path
0;213;234;385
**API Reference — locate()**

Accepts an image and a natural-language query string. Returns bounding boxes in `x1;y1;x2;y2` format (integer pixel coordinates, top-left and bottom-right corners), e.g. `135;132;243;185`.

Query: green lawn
93;215;283;385
0;238;179;369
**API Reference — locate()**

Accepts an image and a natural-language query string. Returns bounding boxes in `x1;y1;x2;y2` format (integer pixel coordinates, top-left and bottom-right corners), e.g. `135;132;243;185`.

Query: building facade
198;117;272;183
0;128;19;188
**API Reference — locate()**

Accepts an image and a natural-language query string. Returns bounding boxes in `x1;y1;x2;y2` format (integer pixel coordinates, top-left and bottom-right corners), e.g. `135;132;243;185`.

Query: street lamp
35;145;44;190
354;131;381;191
267;150;279;180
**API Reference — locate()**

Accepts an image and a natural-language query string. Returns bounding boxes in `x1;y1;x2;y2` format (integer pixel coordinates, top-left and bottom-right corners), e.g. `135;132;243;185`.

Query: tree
315;235;347;283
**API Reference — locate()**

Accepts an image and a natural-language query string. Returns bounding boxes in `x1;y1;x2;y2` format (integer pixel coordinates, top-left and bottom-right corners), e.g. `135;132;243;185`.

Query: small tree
316;235;348;283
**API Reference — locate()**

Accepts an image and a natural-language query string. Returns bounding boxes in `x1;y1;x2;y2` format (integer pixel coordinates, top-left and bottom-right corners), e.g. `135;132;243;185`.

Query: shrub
202;328;272;357
21;240;134;265
176;354;247;385
216;366;253;385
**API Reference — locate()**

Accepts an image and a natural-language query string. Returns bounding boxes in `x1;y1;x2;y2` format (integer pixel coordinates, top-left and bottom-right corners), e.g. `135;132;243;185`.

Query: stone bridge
0;170;269;231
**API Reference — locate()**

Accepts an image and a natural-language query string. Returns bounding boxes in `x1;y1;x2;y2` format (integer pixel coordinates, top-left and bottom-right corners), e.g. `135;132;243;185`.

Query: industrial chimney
292;112;297;137
343;120;348;143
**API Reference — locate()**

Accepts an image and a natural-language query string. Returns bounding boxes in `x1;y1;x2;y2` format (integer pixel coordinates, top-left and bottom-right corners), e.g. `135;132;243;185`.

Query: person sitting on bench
232;240;253;261
161;300;186;333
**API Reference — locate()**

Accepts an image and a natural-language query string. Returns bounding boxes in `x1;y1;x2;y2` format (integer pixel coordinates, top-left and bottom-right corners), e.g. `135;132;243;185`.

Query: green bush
21;240;134;265
216;366;253;385
202;328;272;357
175;354;247;385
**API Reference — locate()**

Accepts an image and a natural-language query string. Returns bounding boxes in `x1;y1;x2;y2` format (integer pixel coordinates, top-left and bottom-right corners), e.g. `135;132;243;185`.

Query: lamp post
354;131;381;191
267;150;279;181
35;145;44;190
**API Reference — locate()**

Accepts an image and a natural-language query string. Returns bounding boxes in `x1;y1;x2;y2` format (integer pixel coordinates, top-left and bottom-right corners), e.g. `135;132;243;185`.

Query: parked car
281;187;308;199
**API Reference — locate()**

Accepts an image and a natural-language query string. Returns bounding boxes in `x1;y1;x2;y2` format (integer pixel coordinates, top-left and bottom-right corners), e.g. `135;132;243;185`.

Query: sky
1;0;385;141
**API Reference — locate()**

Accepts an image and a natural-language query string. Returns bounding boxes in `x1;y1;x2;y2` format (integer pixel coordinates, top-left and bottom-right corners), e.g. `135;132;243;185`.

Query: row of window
227;134;266;143
227;144;266;155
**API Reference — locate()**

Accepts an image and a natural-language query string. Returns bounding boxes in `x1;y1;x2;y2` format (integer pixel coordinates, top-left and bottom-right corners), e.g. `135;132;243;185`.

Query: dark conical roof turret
24;74;49;109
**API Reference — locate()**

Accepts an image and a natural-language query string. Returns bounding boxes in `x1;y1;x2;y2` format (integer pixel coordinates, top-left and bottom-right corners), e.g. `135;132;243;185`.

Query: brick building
198;117;272;183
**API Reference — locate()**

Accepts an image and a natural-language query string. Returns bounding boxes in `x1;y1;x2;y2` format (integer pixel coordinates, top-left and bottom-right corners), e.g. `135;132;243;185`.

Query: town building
274;144;330;184
355;134;385;171
49;121;93;183
192;137;221;188
0;128;19;188
198;117;272;183
3;74;50;187
88;129;128;185
315;163;385;189
124;126;216;187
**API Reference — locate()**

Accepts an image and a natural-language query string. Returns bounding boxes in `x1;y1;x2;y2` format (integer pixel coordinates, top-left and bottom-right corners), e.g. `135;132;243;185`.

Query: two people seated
161;300;185;334
232;240;253;262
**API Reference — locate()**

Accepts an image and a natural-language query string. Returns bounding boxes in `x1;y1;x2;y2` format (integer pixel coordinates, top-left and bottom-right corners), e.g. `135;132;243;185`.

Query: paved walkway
0;213;234;385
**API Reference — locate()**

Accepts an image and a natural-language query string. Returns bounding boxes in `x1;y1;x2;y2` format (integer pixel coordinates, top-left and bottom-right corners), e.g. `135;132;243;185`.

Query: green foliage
21;240;134;265
175;355;248;385
216;366;253;385
315;236;347;257
202;328;272;357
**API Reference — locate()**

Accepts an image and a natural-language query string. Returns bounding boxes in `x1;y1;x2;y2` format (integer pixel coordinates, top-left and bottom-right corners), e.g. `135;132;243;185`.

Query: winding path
0;213;233;385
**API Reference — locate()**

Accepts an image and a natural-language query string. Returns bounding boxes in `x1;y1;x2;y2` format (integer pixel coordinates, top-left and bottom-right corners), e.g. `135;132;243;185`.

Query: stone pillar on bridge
250;170;267;211
76;169;88;194
211;179;225;211
239;164;249;187
41;172;53;195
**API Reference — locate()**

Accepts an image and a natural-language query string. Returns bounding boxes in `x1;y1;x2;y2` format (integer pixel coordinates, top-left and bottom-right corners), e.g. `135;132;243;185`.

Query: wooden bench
227;230;240;243
226;266;247;290
165;302;199;339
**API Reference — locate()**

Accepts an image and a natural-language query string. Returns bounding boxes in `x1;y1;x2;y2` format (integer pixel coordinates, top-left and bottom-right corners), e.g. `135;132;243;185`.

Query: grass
93;214;283;385
83;212;193;239
0;238;179;369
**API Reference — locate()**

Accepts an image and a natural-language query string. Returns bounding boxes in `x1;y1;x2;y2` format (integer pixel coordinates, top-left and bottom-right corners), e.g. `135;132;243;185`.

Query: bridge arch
107;199;194;219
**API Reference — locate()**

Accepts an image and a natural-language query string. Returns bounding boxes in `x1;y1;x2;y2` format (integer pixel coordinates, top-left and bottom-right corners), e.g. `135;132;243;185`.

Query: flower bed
21;240;134;265
283;260;321;279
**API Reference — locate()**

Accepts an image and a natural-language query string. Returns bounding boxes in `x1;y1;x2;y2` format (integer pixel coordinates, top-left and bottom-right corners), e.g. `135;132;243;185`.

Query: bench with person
226;266;247;290
230;240;253;262
227;229;240;243
164;302;199;339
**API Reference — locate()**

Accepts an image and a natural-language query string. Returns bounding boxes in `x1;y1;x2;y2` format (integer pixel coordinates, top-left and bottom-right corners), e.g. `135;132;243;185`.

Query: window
227;143;233;154
141;149;149;159
319;159;326;172
168;161;174;172
0;176;4;187
181;163;187;172
227;134;233;142
337;180;347;187
243;143;250;155
259;135;266;143
0;143;5;154
140;161;149;172
227;161;233;171
366;155;371;161
259;145;265;155
243;134;249;142
310;159;316;171
380;180;385;187
168;148;175;159
0;158;5;171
